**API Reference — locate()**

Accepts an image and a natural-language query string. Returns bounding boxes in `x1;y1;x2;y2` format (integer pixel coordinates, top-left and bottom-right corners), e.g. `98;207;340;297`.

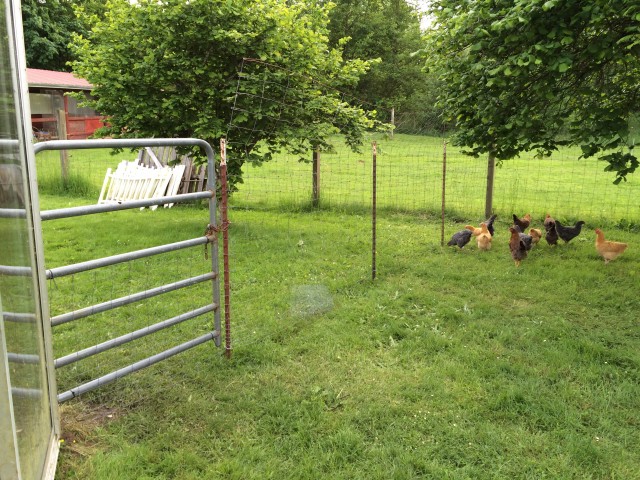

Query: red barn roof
26;68;92;90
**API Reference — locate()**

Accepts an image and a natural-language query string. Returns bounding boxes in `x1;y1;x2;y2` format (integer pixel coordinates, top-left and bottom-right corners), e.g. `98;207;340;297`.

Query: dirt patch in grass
59;401;121;462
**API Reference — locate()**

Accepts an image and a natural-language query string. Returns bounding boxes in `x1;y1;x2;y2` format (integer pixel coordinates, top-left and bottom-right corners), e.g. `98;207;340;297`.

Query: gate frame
34;138;222;403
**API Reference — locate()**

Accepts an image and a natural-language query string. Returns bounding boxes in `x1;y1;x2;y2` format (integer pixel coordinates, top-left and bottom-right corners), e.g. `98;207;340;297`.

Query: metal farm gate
34;138;222;403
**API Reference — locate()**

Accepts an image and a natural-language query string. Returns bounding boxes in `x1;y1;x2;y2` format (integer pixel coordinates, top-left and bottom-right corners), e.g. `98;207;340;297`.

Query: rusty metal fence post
220;139;232;359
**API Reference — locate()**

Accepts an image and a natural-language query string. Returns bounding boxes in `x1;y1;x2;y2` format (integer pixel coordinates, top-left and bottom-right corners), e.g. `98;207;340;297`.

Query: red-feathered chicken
512;213;531;232
509;226;528;267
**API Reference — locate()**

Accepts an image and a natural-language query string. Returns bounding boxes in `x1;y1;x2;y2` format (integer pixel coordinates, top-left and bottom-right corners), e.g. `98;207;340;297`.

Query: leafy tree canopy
326;0;426;110
71;0;381;190
424;0;640;183
22;0;80;71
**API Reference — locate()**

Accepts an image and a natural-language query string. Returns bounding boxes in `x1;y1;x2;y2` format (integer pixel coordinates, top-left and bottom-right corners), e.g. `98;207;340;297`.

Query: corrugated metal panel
26;68;92;90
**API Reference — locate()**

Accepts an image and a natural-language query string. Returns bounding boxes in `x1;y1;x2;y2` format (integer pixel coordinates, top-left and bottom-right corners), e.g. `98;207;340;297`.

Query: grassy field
32;136;639;479
39;193;640;479
35;134;640;226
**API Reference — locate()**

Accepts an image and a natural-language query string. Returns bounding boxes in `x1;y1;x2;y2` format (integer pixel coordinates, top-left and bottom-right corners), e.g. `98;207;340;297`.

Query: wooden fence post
312;148;320;208
57;109;69;182
390;107;395;139
485;151;495;219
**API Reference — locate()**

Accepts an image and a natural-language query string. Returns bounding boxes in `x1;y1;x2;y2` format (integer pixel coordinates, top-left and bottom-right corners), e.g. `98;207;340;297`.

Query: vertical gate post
219;139;232;359
485;151;496;219
312;148;320;208
206;144;222;348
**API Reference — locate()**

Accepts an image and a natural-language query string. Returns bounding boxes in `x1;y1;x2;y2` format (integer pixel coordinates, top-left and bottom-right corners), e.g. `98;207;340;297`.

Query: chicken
555;219;586;243
595;228;627;264
519;231;534;251
543;214;558;246
512;213;531;232
447;229;472;248
465;224;482;236
484;214;497;237
509;226;528;267
476;222;492;250
529;228;542;245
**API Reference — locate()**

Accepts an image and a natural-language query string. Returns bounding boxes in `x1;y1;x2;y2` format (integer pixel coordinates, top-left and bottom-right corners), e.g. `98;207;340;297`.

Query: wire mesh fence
32;58;640;405
228;134;640;226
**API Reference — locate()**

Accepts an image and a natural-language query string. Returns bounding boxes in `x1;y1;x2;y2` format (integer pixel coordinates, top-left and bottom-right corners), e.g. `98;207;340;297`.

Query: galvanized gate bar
57;331;217;403
35;138;223;402
11;387;43;399
33;137;215;158
54;304;217;368
41;191;213;221
46;236;209;280
3;312;37;323
50;272;216;327
0;208;26;219
0;265;32;276
7;353;41;365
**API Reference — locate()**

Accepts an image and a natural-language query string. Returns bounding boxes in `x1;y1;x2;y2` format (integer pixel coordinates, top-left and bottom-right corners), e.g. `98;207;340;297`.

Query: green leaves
424;0;640;183
71;0;379;192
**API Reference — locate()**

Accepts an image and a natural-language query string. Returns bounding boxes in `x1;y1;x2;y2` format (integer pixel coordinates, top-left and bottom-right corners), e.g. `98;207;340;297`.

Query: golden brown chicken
595;228;628;264
465;224;482;236
529;228;542;245
509;226;528;267
476;222;492;250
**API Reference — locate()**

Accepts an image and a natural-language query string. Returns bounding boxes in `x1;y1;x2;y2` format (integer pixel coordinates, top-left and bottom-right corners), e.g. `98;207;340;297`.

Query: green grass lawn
42;191;639;479
33;135;640;478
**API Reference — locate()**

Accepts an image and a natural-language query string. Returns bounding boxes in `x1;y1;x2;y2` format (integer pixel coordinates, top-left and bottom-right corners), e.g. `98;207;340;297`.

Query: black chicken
484;214;497;237
447;229;472;248
554;220;586;243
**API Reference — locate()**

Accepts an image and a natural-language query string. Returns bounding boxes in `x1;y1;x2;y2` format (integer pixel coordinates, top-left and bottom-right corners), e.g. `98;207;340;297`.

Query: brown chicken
512;213;531;232
476;222;492;250
509;226;528;267
543;214;558;245
595;228;628;264
529;228;542;245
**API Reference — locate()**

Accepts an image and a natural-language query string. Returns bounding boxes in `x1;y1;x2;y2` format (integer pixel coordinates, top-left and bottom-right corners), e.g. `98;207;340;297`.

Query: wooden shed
27;68;103;140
